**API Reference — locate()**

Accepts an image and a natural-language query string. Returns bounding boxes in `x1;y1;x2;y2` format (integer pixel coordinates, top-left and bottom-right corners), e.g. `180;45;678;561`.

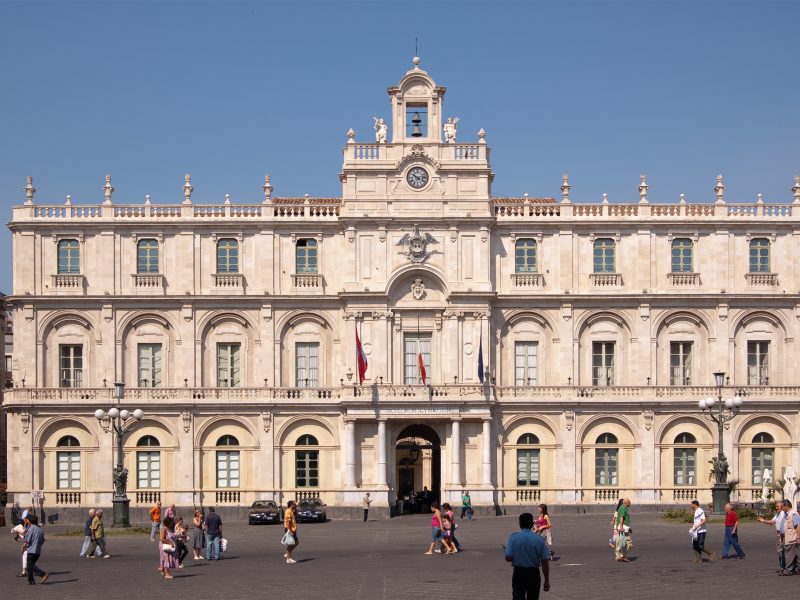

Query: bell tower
387;56;446;144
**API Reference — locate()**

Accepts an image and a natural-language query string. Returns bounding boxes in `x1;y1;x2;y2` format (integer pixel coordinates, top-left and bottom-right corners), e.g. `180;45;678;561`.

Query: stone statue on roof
443;117;459;143
372;117;388;143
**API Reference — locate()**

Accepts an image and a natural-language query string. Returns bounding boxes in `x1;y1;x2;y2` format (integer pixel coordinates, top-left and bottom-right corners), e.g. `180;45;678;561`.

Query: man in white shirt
759;499;787;571
690;500;715;563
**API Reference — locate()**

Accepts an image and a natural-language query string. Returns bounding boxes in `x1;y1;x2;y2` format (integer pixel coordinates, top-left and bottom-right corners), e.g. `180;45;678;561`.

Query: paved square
1;512;794;599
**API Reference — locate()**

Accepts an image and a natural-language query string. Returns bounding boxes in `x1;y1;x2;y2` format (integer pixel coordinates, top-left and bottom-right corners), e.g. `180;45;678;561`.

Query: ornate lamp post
698;371;743;513
94;383;144;527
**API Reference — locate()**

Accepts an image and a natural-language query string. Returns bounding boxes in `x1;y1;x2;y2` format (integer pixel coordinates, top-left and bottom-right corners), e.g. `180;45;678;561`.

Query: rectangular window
749;239;770;273
517;449;540;486
592;342;615;387
295;342;319;387
514;240;537;273
747;341;769;385
593;239;615;273
137;240;159;273
57;239;80;274
673;448;696;485
57;451;81;489
217;343;241;388
295;239;318;274
670;342;693;386
137;450;161;489
595;448;618;486
671;238;693;273
515;342;538;386
404;333;432;384
296;450;319;488
59;344;83;388
752;448;774;485
216;239;239;273
216;450;240;488
137;343;162;387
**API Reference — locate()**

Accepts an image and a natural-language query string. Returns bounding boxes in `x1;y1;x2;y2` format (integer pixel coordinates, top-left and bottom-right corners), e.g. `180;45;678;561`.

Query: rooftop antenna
415;37;418;57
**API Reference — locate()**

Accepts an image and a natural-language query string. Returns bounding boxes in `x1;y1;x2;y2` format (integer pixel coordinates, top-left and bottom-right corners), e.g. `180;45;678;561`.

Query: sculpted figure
443;117;459;143
372;117;388;143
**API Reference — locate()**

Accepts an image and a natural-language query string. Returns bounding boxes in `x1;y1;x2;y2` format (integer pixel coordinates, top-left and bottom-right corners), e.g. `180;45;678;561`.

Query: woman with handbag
425;502;445;555
282;500;299;564
157;516;179;579
534;504;554;560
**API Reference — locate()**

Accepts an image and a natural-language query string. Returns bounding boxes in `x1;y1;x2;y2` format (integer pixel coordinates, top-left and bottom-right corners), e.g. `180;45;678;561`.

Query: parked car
295;497;327;523
248;500;282;525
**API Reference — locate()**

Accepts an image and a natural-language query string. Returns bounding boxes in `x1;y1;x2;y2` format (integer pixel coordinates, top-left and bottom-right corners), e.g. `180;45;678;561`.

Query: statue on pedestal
372;117;388;143
113;465;129;498
443;117;459;143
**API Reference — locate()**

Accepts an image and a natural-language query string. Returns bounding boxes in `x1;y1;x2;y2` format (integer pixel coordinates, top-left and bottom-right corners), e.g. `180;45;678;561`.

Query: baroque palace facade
5;58;800;518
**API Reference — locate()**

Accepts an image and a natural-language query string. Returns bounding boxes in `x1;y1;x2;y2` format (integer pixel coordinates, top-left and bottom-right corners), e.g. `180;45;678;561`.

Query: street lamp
94;382;144;527
698;371;744;513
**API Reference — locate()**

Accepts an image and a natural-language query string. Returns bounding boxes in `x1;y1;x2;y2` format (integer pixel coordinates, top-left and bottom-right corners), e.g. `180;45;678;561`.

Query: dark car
295;498;327;523
248;500;282;525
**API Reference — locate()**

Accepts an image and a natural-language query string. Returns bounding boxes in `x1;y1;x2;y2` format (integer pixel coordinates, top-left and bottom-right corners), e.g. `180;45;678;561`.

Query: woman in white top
690;500;715;563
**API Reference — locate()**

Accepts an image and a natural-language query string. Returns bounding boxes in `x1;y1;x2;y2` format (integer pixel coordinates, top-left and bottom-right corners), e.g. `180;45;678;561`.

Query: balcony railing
291;273;323;289
51;273;85;291
213;273;244;288
667;272;700;286
745;272;779;287
131;273;164;289
590;273;622;287
511;273;545;288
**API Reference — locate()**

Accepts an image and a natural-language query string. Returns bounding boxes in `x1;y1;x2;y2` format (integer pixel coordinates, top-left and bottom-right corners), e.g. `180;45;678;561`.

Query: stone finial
602;193;609;204
346;128;356;144
23;176;36;205
262;175;273;203
224;193;231;205
638;174;649;204
792;176;800;205
714;174;725;204
679;193;686;205
560;174;571;204
145;194;151;206
412;56;421;68
182;174;193;205
477;128;486;144
757;193;764;205
65;194;72;206
102;174;115;205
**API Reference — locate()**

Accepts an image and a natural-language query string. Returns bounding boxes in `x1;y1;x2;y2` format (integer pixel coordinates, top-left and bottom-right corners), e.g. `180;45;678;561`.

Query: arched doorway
395;424;441;514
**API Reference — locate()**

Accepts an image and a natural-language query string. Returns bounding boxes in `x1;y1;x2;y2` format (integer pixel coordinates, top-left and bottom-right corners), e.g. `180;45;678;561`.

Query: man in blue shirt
22;513;48;585
505;512;550;599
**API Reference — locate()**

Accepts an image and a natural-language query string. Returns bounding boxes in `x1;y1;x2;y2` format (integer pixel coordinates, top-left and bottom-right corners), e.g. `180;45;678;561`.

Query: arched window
137;436;160;489
296;434;319;488
515;239;537;273
752;432;774;486
516;433;540;487
56;435;81;489
671;238;693;273
136;239;159;273
296;239;318;274
749;238;770;273
673;433;697;485
57;239;80;274
216;239;239;273
593;238;615;273
595;433;618;486
216;435;240;489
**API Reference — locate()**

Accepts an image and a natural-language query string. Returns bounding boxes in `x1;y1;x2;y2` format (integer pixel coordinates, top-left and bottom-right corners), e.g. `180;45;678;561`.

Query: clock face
406;166;429;189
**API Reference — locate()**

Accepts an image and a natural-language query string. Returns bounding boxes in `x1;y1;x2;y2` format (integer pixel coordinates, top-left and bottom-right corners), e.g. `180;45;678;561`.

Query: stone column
377;420;387;487
482;418;492;486
345;419;356;488
451;419;462;487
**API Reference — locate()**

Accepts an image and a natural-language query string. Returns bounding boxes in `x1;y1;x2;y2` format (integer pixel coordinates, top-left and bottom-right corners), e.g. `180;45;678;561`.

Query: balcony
131;273;165;292
511;273;545;289
50;273;86;294
291;273;324;291
667;272;700;287
590;273;622;287
213;272;244;289
746;272;779;287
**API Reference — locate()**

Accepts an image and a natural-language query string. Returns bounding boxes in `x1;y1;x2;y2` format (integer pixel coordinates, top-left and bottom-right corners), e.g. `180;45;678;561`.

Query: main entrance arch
395;424;441;514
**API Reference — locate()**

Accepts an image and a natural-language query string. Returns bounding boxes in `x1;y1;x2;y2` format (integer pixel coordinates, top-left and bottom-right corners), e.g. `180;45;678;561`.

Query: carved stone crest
411;278;426;300
397;224;437;264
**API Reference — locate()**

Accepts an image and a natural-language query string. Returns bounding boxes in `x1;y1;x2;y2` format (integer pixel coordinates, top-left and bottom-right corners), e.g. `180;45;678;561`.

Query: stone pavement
1;512;794;600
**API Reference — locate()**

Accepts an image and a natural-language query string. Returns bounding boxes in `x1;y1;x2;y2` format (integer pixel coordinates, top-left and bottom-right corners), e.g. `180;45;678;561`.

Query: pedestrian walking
363;492;372;522
779;500;800;576
534;504;554;560
441;515;457;554
614;498;632;562
191;509;205;560
720;502;745;559
11;519;27;577
203;507;223;560
283;500;299;564
443;503;461;551
157;516;178;579
79;509;101;558
85;509;111;558
461;490;473;520
758;499;787;571
690;500;714;563
174;516;189;567
22;513;48;585
165;503;177;520
609;499;624;549
149;501;162;542
425;502;444;555
504;512;551;600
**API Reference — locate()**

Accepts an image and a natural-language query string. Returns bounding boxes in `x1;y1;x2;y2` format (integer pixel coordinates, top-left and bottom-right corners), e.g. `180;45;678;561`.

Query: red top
725;510;738;527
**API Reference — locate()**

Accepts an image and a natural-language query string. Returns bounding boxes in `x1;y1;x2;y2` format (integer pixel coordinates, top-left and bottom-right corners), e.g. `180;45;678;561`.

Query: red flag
355;325;368;385
418;352;427;385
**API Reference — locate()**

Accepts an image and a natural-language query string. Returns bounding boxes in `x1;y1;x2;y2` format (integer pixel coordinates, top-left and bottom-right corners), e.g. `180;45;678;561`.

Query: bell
411;111;422;137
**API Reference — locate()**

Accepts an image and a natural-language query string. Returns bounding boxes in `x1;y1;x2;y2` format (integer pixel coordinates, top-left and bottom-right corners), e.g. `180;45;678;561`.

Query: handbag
220;538;228;552
281;531;296;546
161;542;175;553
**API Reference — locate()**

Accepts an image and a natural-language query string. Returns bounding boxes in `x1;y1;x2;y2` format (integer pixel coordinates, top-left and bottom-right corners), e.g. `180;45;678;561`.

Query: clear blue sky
1;0;798;294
